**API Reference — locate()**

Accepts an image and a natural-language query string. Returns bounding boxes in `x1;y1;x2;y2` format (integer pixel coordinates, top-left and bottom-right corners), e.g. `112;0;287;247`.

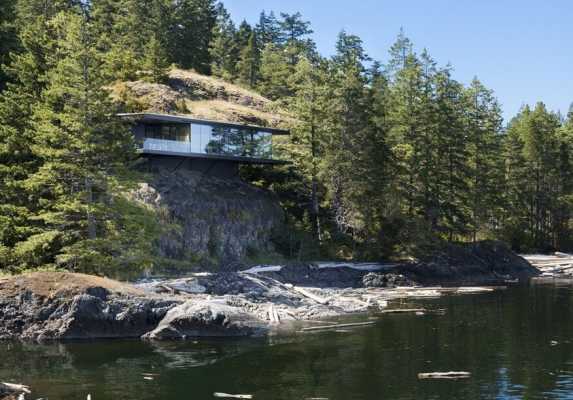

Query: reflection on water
0;282;571;400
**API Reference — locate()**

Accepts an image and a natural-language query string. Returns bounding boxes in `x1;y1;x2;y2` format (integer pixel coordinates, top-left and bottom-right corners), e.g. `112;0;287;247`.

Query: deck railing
140;137;274;160
141;138;192;154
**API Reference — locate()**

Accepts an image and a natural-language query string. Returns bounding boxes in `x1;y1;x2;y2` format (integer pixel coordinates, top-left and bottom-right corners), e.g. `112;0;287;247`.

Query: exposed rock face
122;80;187;113
143;300;268;340
131;168;284;265
397;240;540;285
0;273;180;341
113;68;290;128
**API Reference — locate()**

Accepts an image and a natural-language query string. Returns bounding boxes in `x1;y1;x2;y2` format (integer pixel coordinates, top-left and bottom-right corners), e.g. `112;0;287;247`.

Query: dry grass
0;272;143;299
185;99;289;128
110;68;293;129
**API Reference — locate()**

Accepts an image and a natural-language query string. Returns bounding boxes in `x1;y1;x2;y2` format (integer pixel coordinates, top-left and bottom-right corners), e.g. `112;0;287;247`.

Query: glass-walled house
119;113;287;164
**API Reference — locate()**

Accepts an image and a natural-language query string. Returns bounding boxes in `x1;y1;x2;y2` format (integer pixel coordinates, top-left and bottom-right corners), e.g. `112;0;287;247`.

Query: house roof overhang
117;112;290;135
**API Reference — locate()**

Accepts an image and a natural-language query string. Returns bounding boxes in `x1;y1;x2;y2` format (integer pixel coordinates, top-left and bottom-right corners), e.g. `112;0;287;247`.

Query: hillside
111;68;292;129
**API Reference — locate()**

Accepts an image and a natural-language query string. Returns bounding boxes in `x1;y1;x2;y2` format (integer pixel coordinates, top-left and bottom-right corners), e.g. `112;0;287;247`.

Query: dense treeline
0;0;572;273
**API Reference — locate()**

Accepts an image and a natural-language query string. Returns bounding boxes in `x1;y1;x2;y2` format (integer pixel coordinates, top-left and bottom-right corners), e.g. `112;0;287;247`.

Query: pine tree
91;0;141;81
387;41;425;219
553;112;573;249
434;67;470;238
0;0;80;270
170;0;217;73
209;4;238;80
255;10;281;48
21;10;136;271
323;31;371;238
464;78;504;240
143;34;170;83
279;12;313;46
286;57;329;241
0;0;19;91
237;31;260;88
279;12;314;66
257;44;293;100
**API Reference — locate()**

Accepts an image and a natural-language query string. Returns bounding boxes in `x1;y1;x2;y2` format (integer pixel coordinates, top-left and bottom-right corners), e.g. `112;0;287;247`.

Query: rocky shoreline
0;241;542;341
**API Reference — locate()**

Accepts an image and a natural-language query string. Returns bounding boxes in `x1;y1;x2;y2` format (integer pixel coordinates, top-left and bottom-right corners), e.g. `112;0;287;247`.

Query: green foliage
0;0;19;90
236;31;260;88
142;35;170;83
209;4;239;80
2;1;573;275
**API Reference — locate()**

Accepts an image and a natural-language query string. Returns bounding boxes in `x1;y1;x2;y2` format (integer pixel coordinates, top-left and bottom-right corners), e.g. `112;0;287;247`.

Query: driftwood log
0;382;31;400
301;321;376;332
418;371;471;380
213;393;253;399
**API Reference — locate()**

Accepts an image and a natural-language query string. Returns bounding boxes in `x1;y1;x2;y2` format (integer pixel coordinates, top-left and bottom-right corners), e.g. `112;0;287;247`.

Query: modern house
119;113;289;178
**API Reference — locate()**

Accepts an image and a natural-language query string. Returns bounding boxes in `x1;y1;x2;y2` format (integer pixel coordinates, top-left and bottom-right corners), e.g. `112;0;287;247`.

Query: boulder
362;272;414;288
143;300;268;339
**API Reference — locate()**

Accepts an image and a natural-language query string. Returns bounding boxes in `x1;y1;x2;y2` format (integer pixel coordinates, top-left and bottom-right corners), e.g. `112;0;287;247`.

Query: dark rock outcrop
264;263;367;288
131;168;284;266
0;273;180;341
396;240;540;285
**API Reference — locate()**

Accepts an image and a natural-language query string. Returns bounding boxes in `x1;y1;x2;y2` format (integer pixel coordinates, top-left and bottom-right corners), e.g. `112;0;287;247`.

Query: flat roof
118;112;290;135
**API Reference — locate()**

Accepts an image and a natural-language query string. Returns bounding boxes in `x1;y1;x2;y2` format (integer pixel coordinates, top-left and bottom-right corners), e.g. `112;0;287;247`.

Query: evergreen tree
237;31;260;88
258;44;293;100
21;10;136;271
387;40;426;219
255;10;281;48
323;31;371;238
279;12;313;46
0;0;19;90
91;0;141;81
434;67;470;238
143;34;170;83
554;113;573;249
279;12;315;66
286;57;329;241
170;0;217;73
210;4;238;80
0;0;80;269
464;78;504;240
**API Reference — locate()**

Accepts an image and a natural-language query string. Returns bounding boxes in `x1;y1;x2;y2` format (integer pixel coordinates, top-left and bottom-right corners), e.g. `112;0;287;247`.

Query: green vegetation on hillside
0;0;572;273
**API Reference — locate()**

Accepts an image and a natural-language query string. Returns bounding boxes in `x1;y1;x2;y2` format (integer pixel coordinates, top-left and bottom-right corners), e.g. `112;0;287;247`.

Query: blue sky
224;0;573;123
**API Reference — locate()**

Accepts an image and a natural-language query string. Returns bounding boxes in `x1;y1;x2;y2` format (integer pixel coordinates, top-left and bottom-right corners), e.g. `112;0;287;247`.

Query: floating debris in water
213;393;253;399
418;371;471;380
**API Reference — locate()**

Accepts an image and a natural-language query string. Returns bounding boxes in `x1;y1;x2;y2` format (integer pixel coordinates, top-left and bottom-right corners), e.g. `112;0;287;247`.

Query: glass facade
141;122;273;159
144;123;190;142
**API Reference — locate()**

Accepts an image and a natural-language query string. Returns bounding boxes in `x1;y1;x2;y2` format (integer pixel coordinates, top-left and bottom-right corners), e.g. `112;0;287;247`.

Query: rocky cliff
130;166;284;268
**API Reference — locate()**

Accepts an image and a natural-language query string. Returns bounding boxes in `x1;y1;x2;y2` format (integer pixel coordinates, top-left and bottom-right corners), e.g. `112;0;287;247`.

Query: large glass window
203;125;272;158
144;122;274;159
144;123;190;142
